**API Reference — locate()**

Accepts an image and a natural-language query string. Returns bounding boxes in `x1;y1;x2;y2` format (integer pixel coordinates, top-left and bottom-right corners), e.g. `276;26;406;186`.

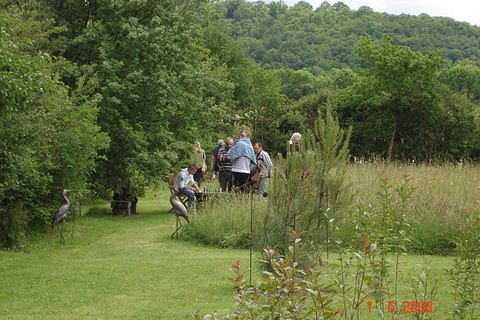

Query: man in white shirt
173;164;200;207
253;142;273;195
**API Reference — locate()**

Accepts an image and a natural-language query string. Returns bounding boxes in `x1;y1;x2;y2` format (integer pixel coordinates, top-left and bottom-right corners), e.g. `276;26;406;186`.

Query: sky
256;0;480;26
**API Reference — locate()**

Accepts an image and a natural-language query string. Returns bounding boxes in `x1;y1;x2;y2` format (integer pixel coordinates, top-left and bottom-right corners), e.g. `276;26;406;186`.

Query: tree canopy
0;3;108;247
219;0;480;70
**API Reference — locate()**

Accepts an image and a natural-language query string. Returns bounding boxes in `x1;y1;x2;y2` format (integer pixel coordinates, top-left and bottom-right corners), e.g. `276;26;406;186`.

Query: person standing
289;132;302;152
229;131;256;192
211;139;224;180
253;142;273;195
192;142;206;187
217;137;234;192
173;164;201;208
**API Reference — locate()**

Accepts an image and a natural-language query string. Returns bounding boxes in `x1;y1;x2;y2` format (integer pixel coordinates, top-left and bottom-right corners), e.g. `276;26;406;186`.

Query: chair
167;173;188;213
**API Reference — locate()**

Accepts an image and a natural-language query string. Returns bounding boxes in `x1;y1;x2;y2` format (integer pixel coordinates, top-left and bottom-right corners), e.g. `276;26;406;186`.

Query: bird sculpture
169;193;189;239
52;189;71;244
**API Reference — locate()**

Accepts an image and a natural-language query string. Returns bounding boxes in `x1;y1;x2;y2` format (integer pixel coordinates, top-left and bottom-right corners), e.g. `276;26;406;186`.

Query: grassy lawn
0;190;457;319
0;194;249;320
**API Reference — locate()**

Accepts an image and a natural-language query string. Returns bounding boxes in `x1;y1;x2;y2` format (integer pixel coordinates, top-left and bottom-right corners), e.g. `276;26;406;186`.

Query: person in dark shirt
211;139;224;180
217;137;234;192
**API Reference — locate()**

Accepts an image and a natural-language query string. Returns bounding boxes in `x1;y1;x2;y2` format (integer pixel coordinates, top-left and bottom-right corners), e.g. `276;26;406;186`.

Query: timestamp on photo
367;300;433;314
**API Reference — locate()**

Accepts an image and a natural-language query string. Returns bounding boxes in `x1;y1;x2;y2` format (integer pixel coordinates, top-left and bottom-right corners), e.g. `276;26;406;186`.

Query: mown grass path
0;196;248;319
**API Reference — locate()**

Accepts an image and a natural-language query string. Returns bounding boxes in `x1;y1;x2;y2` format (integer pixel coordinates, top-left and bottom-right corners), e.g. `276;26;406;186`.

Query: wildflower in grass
230;260;244;291
303;169;313;179
336;308;346;316
231;260;241;271
306;266;314;275
363;237;371;253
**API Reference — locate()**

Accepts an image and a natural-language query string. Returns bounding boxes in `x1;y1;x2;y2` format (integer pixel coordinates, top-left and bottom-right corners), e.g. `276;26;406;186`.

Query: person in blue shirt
228;131;256;193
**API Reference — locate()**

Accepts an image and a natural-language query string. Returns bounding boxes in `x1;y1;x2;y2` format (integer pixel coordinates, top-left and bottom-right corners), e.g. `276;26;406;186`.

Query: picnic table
111;191;138;216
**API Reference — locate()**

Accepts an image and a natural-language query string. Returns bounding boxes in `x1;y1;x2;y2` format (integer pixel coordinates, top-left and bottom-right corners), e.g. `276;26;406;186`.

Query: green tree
274;67;320;100
0;4;108;248
441;63;480;101
248;64;286;152
42;0;242;195
346;36;444;159
267;108;351;253
435;86;480;159
294;87;334;129
218;0;480;70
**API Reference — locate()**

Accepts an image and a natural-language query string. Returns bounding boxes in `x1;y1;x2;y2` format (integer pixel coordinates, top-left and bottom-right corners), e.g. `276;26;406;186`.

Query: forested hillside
218;0;480;70
1;0;480;248
215;0;480;160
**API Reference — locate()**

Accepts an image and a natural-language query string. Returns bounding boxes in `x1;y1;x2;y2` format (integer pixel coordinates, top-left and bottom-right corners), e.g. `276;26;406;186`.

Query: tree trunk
387;117;397;161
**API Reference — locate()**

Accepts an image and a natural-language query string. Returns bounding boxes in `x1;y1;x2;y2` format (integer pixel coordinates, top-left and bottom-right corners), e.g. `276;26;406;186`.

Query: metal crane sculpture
52;189;71;244
169;194;189;239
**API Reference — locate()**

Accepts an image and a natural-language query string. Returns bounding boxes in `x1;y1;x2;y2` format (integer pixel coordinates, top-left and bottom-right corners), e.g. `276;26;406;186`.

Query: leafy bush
0;205;27;249
196;233;341;320
265;108;352;255
449;212;480;319
0;7;108;248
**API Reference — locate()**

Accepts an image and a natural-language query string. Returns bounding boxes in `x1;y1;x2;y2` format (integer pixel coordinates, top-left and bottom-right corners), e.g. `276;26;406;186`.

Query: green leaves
340;36;445;159
449;212;480;319
0;5;108;248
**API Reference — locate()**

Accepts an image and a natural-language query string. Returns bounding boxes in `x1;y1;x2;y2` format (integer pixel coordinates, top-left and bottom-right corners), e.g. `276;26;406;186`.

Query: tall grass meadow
345;161;480;254
184;112;480;318
183;115;480;256
181;193;268;248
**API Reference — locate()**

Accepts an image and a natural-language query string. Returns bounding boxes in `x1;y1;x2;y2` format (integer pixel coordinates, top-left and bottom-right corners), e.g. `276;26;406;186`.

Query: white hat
289;132;302;145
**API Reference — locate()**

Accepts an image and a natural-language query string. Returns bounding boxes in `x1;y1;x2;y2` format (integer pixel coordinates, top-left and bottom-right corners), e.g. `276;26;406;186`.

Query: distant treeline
220;0;480;70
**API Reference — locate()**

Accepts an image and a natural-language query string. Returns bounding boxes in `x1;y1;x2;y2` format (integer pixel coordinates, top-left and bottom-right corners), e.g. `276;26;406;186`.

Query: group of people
214;131;273;195
172;131;273;208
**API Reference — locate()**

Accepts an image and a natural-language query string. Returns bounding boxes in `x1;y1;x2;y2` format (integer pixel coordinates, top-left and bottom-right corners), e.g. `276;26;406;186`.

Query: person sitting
173;164;201;208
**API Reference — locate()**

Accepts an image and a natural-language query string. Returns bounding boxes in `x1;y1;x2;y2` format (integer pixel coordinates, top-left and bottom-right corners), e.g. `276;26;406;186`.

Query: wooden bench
111;200;137;216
